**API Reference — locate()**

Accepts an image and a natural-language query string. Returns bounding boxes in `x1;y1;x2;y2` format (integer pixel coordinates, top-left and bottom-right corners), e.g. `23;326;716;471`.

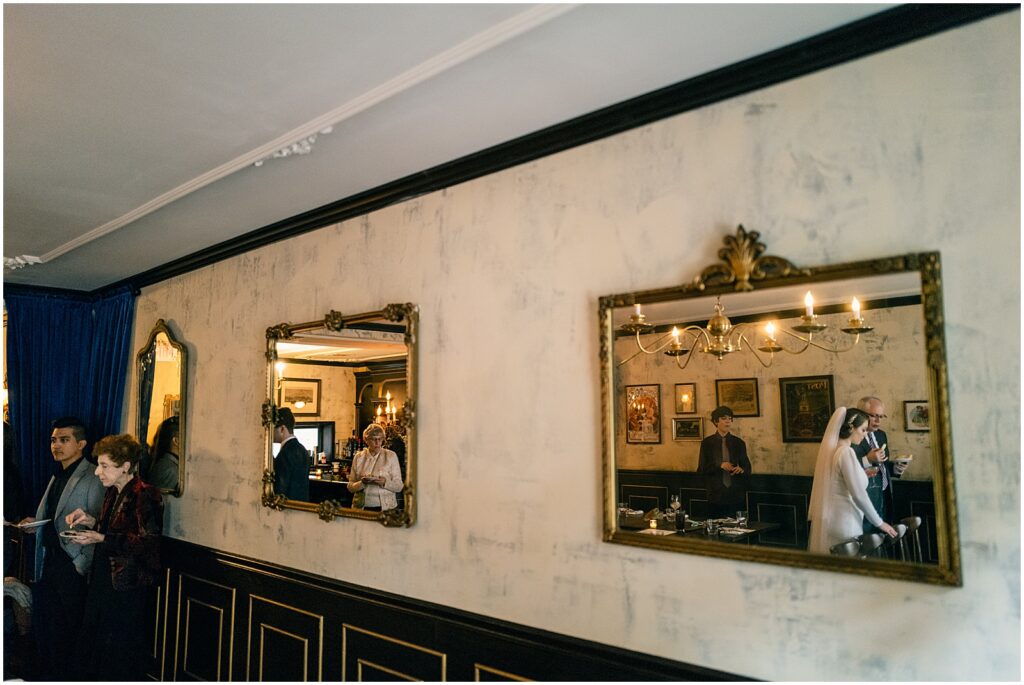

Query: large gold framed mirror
137;319;187;497
600;227;960;585
262;304;418;527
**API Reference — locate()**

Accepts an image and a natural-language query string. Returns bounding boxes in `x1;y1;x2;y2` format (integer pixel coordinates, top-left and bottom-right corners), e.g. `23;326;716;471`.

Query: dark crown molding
18;4;1015;299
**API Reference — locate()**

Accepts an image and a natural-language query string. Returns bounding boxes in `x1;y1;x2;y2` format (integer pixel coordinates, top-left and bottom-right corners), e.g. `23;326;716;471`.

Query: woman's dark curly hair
93;433;145;468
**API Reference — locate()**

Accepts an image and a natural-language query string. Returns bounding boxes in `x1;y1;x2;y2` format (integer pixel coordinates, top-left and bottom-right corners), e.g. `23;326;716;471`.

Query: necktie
868;432;889;489
721;436;732;487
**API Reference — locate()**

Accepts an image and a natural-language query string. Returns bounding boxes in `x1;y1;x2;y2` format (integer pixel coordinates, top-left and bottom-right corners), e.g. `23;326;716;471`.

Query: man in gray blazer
24;416;105;680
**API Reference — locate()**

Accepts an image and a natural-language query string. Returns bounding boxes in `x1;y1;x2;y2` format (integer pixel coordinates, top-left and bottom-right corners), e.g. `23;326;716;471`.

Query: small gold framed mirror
600;226;960;585
262;304;418;526
136;319;187;497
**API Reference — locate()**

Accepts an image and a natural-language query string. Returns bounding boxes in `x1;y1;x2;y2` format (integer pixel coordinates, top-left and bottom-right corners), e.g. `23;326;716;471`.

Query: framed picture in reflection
779;374;835;442
279;378;321;417
625;384;661;444
672;417;703;441
674;383;697;414
903;400;930;432
714;378;760;417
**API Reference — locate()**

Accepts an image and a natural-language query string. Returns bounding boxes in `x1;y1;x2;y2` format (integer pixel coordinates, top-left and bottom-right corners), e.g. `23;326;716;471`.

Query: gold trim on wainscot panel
259;624;309;681
151;583;162;660
247;595;324;682
157;569;170;682
357;659;419;681
342;623;447;682
175;573;237;682
183;598;225;681
475;663;533;681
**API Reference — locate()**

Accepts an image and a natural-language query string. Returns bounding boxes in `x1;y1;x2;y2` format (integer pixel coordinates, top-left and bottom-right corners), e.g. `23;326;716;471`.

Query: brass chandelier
617;225;874;369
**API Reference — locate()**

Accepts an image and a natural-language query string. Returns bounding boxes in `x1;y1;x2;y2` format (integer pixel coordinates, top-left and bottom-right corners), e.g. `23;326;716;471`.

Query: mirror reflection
136;320;187;496
601;228;959;585
263;305;417;526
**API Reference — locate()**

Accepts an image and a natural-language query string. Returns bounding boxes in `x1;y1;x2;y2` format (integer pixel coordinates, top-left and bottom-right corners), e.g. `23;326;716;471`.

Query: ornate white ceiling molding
3;255;42;271
22;4;579;268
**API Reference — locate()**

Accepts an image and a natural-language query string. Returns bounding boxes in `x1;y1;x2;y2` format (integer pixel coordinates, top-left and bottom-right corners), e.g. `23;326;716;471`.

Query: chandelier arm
635;330;675;355
672;343;700;370
777;328;861;354
736;332;775;368
616;330;674;366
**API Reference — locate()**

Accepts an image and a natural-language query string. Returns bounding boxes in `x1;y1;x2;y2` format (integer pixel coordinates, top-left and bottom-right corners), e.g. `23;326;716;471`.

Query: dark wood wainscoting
617;470;937;562
143;538;745;681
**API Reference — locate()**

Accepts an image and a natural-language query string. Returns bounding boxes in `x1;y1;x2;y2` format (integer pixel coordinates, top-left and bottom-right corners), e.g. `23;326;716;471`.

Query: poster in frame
674;383;697;414
779;375;835;442
714;378;760;417
279;378;321;417
903;400;930;432
672;417;703;441
625;384;661;444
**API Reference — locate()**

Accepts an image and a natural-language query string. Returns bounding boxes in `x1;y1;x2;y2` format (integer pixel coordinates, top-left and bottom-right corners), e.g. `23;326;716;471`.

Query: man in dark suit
272;408;310;502
23;416;105;680
852;396;910;535
697;406;752;518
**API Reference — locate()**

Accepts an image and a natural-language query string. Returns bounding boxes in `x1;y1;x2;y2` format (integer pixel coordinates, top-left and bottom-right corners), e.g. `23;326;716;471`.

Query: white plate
59;530;83;538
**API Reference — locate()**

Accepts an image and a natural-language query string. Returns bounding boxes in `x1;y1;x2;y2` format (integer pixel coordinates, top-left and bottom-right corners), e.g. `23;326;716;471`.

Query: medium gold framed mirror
600;226;960;585
261;304;418;527
136;319;187;497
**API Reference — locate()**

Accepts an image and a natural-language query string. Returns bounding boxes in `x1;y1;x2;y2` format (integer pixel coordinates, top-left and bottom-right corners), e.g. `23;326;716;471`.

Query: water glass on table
736;510;748;527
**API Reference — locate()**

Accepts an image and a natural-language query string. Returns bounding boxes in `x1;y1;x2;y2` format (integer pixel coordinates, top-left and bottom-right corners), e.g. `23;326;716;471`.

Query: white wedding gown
808;444;884;554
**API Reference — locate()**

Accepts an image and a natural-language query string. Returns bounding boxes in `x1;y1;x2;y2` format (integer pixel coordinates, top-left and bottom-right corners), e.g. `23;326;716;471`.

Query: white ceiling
3;3;892;291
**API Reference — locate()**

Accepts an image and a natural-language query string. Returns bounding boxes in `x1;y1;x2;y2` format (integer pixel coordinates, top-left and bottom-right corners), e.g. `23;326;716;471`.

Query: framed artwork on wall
714;378;760;416
903;400;930;432
279;378;321;417
672;417;703;441
779;375;835;442
625;384;661;444
674;383;697;414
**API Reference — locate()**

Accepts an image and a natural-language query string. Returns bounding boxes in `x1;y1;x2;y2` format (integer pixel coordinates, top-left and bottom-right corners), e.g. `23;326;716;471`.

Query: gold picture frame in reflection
674;383;697;414
714;378;759;417
625;384;661;444
279;378;321;417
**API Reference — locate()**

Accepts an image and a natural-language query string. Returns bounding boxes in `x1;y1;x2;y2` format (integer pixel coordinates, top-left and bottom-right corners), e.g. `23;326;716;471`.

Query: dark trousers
33;550;88;681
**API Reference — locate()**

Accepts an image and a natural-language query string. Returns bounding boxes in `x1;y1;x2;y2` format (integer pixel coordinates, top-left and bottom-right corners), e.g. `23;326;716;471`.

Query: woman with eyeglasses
347;423;403;512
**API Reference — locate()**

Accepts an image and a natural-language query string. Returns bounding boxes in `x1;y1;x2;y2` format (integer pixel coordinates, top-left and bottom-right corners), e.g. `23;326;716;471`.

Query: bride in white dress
807;407;897;554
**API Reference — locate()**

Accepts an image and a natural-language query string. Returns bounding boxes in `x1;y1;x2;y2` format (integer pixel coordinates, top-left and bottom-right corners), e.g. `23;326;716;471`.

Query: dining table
619;513;780;544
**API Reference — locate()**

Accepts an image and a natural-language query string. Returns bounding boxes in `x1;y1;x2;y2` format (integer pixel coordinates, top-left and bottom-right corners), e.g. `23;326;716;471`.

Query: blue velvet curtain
5;287;136;506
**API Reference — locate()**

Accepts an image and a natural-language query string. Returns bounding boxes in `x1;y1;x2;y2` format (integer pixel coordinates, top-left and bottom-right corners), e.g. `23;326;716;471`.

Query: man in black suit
697;406;752;518
272;408;310;502
852;396;910;535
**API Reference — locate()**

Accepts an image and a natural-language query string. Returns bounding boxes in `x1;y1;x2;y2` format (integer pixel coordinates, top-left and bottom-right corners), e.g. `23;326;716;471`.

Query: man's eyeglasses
867;413;887;419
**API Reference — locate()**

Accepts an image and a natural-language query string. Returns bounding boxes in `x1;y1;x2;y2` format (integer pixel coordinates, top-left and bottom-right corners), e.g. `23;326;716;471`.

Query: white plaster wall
129;15;1020;681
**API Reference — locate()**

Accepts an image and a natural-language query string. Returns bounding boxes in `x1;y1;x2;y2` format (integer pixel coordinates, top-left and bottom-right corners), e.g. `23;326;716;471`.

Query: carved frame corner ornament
324;310;345;331
696;225;809;292
262;470;286;510
260;401;278;428
266;323;294;341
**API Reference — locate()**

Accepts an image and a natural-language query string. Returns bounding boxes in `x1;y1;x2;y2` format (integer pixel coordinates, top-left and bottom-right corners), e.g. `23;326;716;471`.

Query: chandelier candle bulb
765;322;776;341
852;297;861;318
804;291;814;317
